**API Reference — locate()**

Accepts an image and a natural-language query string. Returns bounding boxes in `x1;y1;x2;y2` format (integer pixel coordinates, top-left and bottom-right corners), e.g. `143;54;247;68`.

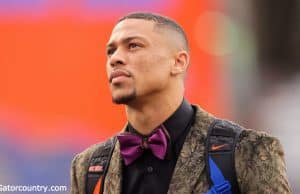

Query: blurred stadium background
0;0;299;193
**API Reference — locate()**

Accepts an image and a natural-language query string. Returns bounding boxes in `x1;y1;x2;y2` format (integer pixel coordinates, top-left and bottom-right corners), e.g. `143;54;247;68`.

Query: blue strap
205;156;232;194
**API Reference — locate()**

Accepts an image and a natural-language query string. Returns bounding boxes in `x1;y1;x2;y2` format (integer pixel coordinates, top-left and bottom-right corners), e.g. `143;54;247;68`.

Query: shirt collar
163;98;194;144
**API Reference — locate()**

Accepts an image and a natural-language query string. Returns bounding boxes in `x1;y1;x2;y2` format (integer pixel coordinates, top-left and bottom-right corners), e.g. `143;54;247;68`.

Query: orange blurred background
0;0;231;192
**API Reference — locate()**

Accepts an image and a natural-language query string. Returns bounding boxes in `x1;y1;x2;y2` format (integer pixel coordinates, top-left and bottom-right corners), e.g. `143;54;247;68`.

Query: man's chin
112;93;136;104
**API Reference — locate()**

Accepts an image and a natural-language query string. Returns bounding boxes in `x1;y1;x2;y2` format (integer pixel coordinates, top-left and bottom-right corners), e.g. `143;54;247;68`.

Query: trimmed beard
112;90;137;104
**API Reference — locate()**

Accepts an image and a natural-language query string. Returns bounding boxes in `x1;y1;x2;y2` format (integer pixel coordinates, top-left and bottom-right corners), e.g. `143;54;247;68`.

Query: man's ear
170;50;189;76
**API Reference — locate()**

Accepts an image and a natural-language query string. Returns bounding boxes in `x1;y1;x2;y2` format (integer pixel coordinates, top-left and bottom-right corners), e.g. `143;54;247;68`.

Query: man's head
106;12;190;105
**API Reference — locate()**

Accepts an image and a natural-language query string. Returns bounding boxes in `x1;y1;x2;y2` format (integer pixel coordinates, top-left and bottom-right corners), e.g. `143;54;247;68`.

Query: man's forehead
107;19;161;45
112;19;156;34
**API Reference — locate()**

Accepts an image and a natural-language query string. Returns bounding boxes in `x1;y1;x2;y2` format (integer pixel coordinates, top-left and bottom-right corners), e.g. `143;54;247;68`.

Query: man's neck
125;94;184;135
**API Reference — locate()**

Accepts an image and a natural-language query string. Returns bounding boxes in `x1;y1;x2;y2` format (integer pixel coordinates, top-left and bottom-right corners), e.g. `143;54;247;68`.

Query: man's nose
109;48;126;67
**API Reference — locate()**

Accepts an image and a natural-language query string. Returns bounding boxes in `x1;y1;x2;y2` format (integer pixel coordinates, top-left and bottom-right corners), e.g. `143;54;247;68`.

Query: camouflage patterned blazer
70;105;291;194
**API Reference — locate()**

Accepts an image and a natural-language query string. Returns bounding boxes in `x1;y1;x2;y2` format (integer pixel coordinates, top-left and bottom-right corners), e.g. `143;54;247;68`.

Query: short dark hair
118;12;190;52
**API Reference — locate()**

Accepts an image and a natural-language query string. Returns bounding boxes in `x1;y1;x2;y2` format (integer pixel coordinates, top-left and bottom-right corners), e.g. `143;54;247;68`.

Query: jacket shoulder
70;137;115;194
76;137;115;161
209;119;292;193
235;128;291;193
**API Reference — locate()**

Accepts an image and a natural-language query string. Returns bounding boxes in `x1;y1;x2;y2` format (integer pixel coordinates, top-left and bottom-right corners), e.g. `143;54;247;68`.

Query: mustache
109;69;132;83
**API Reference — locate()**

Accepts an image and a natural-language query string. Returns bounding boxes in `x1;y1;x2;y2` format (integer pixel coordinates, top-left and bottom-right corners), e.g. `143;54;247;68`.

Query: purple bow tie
117;127;168;166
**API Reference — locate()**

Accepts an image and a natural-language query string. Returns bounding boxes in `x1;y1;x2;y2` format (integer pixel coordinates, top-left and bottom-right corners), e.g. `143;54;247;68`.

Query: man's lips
109;69;131;83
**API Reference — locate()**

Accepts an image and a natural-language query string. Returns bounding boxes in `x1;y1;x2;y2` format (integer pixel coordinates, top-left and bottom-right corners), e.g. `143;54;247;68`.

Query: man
70;12;291;194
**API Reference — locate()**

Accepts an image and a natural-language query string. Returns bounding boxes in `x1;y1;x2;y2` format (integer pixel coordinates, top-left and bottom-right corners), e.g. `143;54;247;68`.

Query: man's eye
128;43;140;49
107;48;115;56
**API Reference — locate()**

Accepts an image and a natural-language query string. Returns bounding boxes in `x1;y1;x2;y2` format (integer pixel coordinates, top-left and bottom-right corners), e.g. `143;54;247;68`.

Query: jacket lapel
103;140;122;194
167;106;215;194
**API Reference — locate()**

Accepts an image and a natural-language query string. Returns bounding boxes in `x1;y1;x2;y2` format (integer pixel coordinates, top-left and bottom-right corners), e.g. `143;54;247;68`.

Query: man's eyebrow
106;36;148;48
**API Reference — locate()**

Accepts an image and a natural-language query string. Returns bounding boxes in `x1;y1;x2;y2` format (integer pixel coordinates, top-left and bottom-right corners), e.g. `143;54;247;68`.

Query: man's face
106;19;175;104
